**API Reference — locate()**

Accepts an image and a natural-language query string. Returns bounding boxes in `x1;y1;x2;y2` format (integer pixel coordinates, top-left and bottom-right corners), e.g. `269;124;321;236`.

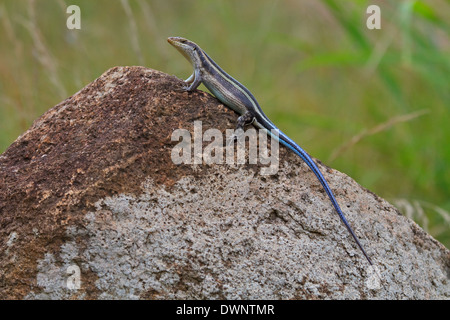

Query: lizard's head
167;37;202;66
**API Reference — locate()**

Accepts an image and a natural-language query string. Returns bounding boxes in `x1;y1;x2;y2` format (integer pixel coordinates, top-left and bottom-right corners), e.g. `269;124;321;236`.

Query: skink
168;36;372;265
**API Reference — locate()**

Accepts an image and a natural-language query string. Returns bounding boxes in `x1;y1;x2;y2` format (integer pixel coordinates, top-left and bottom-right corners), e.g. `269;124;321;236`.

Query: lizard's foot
173;83;191;93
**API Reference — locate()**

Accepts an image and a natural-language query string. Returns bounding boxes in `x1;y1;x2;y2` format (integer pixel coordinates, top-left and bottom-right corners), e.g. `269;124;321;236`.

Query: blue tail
268;127;373;265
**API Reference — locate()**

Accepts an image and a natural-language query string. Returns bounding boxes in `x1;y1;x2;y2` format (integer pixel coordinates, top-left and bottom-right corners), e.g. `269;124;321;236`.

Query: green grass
0;0;449;248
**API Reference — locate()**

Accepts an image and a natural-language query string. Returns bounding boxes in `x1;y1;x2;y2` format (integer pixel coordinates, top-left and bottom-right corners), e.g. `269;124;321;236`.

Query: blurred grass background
0;0;449;248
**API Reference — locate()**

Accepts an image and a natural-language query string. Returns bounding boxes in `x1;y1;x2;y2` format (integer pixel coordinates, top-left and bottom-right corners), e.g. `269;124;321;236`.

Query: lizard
167;36;373;265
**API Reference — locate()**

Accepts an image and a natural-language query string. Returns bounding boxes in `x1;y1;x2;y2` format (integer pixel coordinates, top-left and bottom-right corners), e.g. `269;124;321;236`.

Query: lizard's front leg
185;73;195;84
183;70;202;91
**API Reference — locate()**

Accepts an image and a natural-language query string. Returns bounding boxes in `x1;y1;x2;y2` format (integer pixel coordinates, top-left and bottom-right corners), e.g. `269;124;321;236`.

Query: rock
0;66;448;299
